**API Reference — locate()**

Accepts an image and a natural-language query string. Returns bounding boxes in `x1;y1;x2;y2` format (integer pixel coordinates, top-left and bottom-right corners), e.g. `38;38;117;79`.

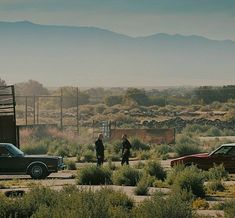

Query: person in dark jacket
95;133;104;166
121;134;132;165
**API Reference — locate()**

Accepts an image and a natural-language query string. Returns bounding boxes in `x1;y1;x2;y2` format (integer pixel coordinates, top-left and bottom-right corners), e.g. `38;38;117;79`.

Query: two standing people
95;133;132;166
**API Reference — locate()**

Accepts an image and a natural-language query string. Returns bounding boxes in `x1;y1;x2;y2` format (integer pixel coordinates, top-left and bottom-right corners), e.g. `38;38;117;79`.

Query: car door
196;155;222;170
0;146;24;173
209;146;234;171
223;147;235;172
0;146;14;172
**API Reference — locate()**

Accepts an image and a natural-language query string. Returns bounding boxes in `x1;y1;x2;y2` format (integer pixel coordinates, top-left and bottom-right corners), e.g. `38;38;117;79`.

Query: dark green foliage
104;95;123;106
125;88;150;106
167;164;186;185
173;165;205;198
22;141;48;155
194;85;235;104
99;188;134;210
205;164;228;181
205;180;225;193
144;161;166;181
175;135;201;157
131;138;150;151
15;80;49;96
133;191;193;218
112;166;142;186
134;179;149;196
182;124;210;136
207;127;223;136
0;186;134;218
222;199;235;218
65;160;76;170
174;143;201;157
155;144;173;155
148;96;166;106
77;166;112;185
82;150;96;162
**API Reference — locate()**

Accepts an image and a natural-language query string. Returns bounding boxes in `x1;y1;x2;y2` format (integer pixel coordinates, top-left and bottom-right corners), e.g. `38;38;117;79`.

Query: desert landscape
0;1;235;217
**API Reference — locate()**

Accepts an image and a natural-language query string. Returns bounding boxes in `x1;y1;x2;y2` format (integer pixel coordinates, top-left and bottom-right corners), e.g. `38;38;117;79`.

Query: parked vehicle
171;143;235;173
0;143;65;179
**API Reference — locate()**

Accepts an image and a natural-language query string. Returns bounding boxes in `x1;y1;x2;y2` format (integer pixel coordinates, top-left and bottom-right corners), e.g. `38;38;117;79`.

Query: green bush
192;198;209;209
134;179;149;196
0;193;12;217
174;143;201;157
106;153;120;161
161;154;169;160
65;159;77;170
107;159;117;171
153;180;168;188
82;150;96;162
98;188;134;210
205;164;228;181
144;161;166;181
133;191;193;218
182;124;209;136
173;165;205;198
223;199;235;218
77;166;112;185
56;145;71;157
131;138;150;150
6;186;60;217
175;134;201;157
10;186;133;218
205;180;225;194
166;164;186;185
21;141;48;155
136;150;151;160
134;161;146;169
207;127;222;136
155;144;173;155
112;166;141;186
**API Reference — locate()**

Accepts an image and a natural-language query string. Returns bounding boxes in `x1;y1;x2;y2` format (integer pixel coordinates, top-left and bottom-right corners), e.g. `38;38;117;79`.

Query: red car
170;143;235;173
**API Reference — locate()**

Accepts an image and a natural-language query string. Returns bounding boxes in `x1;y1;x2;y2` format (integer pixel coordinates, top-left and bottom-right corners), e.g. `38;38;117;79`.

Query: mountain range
0;21;234;87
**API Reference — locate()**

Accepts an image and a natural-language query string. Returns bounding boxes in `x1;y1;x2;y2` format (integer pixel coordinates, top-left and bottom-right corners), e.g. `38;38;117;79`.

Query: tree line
0;78;234;107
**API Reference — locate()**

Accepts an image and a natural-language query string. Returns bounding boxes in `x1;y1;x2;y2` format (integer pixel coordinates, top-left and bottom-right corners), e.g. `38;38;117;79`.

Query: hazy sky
0;0;235;40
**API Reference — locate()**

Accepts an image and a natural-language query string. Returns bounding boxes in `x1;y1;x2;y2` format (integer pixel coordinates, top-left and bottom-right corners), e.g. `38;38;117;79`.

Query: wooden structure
0;86;19;147
109;128;175;144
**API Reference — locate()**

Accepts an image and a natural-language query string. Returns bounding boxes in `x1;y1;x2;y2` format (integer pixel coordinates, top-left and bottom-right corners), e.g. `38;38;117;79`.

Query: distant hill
0;21;234;86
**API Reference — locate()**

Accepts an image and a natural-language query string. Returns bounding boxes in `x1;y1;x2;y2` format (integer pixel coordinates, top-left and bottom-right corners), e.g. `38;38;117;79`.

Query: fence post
76;87;79;134
25;96;28;125
33;95;36;125
92;120;95;139
60;88;63;129
37;96;39;124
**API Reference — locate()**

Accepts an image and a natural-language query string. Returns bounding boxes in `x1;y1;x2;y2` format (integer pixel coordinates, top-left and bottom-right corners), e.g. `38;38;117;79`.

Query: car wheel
29;164;48;179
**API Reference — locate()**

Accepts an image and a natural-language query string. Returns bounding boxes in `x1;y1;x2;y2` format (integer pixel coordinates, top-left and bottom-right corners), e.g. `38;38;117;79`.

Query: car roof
0;143;14;147
221;143;235;147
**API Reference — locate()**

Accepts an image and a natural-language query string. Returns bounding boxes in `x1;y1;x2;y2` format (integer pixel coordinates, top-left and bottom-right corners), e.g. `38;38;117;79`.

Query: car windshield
7;144;24;156
210;146;232;156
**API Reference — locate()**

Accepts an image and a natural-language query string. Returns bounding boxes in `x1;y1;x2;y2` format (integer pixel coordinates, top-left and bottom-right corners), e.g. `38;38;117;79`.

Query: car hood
187;153;209;158
172;153;209;161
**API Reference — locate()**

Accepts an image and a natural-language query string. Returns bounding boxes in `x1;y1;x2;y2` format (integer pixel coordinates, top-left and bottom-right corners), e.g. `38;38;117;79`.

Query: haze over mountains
0;21;235;87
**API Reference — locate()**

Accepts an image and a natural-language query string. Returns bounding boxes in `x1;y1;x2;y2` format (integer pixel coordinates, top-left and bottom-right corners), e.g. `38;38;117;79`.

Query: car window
227;147;235;155
7;144;24;156
213;146;232;155
0;147;11;157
